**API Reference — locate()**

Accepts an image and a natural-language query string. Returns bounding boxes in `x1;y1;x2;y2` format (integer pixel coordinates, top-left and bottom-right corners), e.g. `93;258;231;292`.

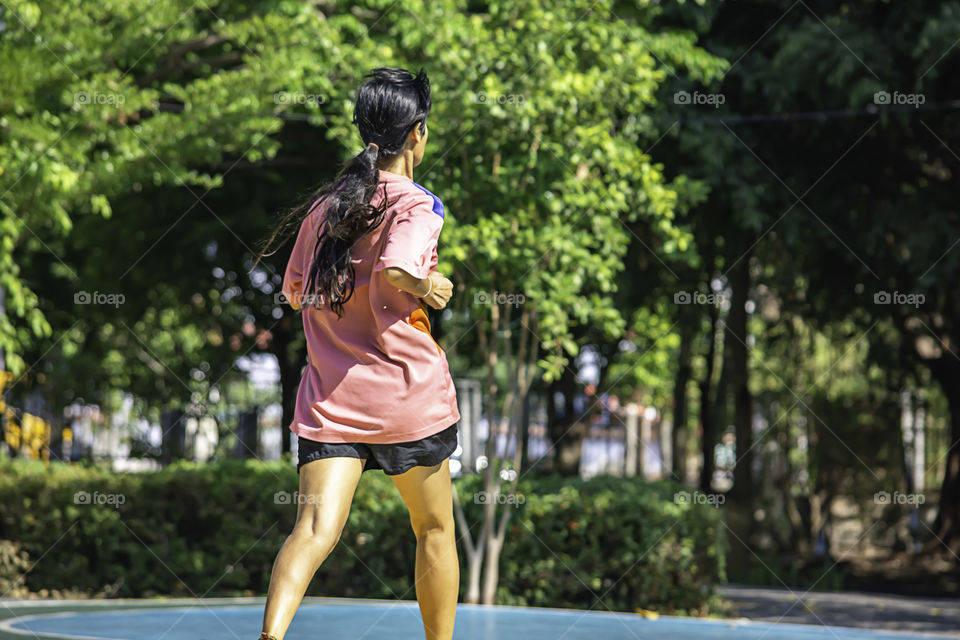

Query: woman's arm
383;268;453;309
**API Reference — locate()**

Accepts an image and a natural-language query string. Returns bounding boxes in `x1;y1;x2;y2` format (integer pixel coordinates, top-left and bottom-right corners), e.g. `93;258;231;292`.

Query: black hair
254;67;431;317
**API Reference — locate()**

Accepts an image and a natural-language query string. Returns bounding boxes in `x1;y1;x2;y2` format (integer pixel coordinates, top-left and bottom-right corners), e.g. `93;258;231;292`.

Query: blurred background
1;0;959;632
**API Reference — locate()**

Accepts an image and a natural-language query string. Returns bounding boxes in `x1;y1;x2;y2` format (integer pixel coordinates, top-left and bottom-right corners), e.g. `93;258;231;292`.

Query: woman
254;67;460;640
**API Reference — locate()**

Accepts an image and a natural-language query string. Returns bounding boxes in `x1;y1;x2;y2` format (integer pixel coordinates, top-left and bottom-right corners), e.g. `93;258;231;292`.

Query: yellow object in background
4;420;20;450
21;413;52;462
1;370;51;462
635;608;659;620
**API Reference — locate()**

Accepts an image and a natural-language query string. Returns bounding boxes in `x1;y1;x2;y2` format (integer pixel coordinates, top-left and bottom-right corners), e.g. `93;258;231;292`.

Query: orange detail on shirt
409;302;442;355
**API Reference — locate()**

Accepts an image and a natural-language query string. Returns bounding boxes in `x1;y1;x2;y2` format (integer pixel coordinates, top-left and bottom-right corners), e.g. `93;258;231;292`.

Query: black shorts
296;423;459;476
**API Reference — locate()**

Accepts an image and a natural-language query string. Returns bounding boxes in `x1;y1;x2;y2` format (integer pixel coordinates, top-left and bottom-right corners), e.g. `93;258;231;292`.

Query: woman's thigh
294;456;367;538
389;458;455;534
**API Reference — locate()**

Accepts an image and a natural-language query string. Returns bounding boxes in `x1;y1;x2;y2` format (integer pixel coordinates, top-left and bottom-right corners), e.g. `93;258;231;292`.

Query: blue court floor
1;597;955;640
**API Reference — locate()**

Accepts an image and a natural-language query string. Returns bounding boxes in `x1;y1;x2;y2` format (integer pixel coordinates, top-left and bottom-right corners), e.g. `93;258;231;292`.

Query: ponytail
303;142;389;318
255;142;390;318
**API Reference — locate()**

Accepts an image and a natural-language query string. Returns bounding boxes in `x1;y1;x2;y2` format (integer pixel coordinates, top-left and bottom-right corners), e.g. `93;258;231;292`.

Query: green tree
0;0;378;451
673;0;960;560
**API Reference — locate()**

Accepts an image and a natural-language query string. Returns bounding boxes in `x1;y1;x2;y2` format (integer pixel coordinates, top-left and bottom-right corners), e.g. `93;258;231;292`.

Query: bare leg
390;458;459;640
260;456;366;640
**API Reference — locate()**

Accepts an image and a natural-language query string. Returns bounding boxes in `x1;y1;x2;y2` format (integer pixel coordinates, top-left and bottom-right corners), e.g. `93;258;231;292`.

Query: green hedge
0;459;725;614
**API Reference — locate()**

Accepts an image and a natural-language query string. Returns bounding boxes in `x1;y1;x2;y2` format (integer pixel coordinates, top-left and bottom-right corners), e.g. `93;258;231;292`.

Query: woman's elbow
383;267;406;284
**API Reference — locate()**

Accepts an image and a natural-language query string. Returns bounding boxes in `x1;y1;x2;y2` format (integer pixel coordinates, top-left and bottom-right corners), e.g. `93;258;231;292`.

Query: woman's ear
408;121;424;148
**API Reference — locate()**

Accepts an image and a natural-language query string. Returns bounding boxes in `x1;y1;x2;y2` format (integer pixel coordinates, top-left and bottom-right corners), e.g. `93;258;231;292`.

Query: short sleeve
281;200;323;310
375;194;444;280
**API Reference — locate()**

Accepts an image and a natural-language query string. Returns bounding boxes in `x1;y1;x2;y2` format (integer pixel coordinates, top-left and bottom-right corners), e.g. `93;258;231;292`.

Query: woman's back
282;169;460;444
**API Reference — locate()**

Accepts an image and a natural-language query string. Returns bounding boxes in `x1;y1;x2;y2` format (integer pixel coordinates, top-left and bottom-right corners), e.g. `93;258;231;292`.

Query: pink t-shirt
281;169;460;444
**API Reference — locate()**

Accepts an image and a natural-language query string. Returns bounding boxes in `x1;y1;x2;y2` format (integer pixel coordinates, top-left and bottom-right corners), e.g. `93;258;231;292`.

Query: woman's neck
378;151;416;180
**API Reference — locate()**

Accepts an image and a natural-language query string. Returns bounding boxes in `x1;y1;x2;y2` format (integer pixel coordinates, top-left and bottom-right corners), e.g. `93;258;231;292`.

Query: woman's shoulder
379;178;444;221
409;181;444;219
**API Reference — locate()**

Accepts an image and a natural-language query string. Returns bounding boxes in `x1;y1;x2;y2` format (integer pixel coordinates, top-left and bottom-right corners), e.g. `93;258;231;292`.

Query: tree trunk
0;284;5;374
699;301;720;493
161;408;186;464
481;531;503;604
914;390;926;493
671;322;693;482
274;312;302;455
624;403;639;477
520;392;531;471
0;285;7;458
235;407;260;458
451;484;485;604
547;366;585;475
728;255;754;503
927;356;960;552
465;545;483;604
